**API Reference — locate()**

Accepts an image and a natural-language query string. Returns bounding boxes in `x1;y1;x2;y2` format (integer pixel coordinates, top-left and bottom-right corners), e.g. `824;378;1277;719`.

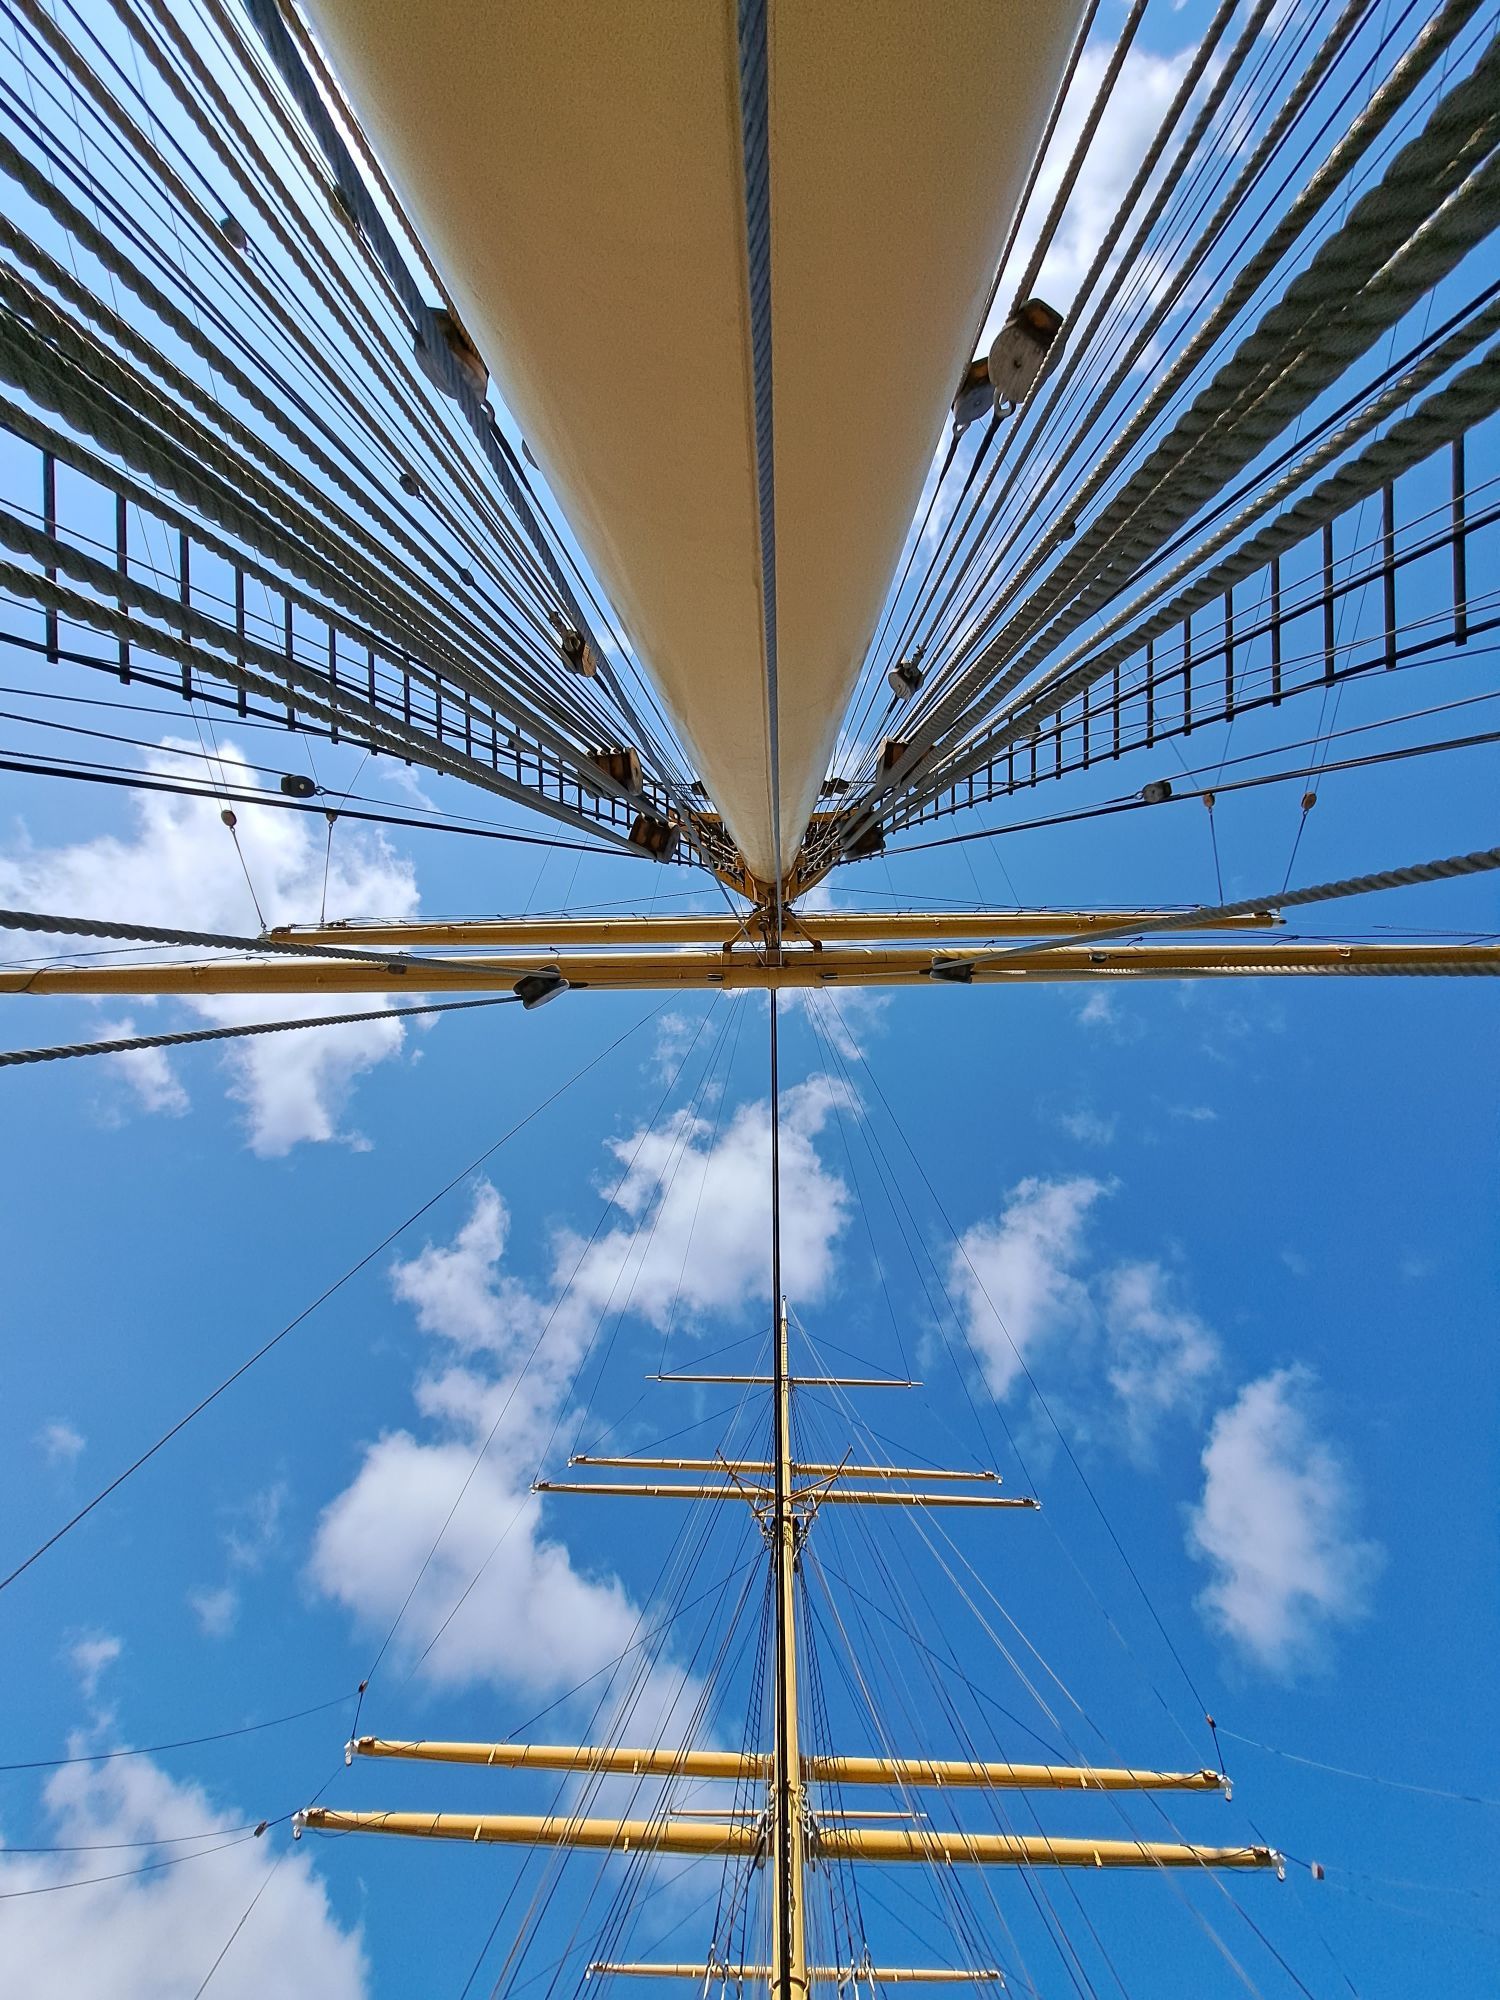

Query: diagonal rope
0;993;518;1066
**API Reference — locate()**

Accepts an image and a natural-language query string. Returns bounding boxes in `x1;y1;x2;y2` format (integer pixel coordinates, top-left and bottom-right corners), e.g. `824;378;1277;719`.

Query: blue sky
0;662;1494;1995
1;0;1498;1994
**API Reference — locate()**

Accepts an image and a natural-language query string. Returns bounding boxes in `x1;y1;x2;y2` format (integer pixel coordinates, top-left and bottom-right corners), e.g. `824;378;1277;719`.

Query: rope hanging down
0;994;518;1068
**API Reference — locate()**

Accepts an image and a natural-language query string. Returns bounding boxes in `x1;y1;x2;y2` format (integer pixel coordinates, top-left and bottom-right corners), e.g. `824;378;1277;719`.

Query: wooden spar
568;1457;1000;1480
533;1480;1036;1507
268;909;1281;948
298;1310;1280;1940
6;940;1493;997
293;1808;1275;1870
347;1738;1227;1792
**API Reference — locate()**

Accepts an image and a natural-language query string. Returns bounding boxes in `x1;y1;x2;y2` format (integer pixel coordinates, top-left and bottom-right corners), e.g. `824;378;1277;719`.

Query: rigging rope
0;993;519;1067
960;841;1500;966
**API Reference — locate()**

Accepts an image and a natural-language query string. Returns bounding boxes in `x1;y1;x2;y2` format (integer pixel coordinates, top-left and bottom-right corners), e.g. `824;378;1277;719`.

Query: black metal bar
1081;681;1091;769
1381;481;1397;670
327;622;339;743
1322;521;1336;682
1112;662;1121;758
179;532;192;700
115;494;129;683
1223;589;1234;720
1270;553;1282;705
1182;617;1193;736
234;570;247;716
1145;635;1155;746
1453;433;1469;646
283;596;296;728
42;452;58;664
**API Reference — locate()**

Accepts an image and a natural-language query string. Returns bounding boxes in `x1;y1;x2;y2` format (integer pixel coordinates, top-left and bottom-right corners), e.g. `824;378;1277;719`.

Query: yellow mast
296;992;1281;1973
770;1294;808;2000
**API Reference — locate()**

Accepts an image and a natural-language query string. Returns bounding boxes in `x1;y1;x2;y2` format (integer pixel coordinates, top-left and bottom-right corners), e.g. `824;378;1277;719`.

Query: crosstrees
295;1310;1281;1979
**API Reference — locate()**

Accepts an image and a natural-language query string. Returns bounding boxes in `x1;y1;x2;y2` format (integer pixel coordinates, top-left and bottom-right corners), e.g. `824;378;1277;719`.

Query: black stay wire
0;1000;668;1595
807;994;1224;1761
0;1689;357;1774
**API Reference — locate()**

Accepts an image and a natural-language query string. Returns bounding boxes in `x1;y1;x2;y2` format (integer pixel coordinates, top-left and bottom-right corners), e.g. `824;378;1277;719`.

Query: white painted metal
301;0;1085;882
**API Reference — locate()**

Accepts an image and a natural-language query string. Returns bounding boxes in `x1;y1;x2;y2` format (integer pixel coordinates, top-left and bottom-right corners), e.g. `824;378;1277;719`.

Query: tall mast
771;1294;808;2000
768;991;807;2000
300;984;1283;1949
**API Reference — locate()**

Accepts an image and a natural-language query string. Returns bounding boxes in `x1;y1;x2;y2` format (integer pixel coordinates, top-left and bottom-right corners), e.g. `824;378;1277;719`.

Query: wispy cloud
37;1419;85;1466
91;1017;189;1118
187;1586;239;1640
1102;1261;1219;1460
66;1632;122;1702
951;1178;1220;1458
1055;1106;1116;1147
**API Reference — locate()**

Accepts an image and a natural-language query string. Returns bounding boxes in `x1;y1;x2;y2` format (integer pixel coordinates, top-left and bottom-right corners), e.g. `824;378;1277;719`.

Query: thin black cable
0;745;638;856
0;1690;357;1774
887;724;1500;854
0;1002;667;1593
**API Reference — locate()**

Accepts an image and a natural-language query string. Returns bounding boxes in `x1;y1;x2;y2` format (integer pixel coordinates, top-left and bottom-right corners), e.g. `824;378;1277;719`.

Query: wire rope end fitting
514;968;569;1010
928;957;975;985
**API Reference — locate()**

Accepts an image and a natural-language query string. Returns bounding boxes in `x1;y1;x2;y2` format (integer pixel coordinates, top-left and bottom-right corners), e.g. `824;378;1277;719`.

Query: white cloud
1056;1106;1115;1147
312;1431;638;1692
313;1084;854;1694
0;1751;365;1997
1168;1104;1217;1124
778;987;888;1064
1075;989;1140;1041
37;1419;85;1465
978;43;1197;348
650;1010;700;1082
1187;1367;1382;1672
0;739;419;1153
568;1077;853;1330
950;1176;1108;1395
91;1017;189;1117
187;1585;239;1639
1102;1260;1219;1459
67;1633;122;1701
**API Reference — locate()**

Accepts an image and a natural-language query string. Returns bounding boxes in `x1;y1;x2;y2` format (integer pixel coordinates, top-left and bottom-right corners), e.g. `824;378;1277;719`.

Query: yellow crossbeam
347;1739;1226;1791
4;941;1491;996
570;1457;999;1482
295;1807;1273;1868
587;1967;1003;1984
271;908;1281;949
533;1480;1032;1508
